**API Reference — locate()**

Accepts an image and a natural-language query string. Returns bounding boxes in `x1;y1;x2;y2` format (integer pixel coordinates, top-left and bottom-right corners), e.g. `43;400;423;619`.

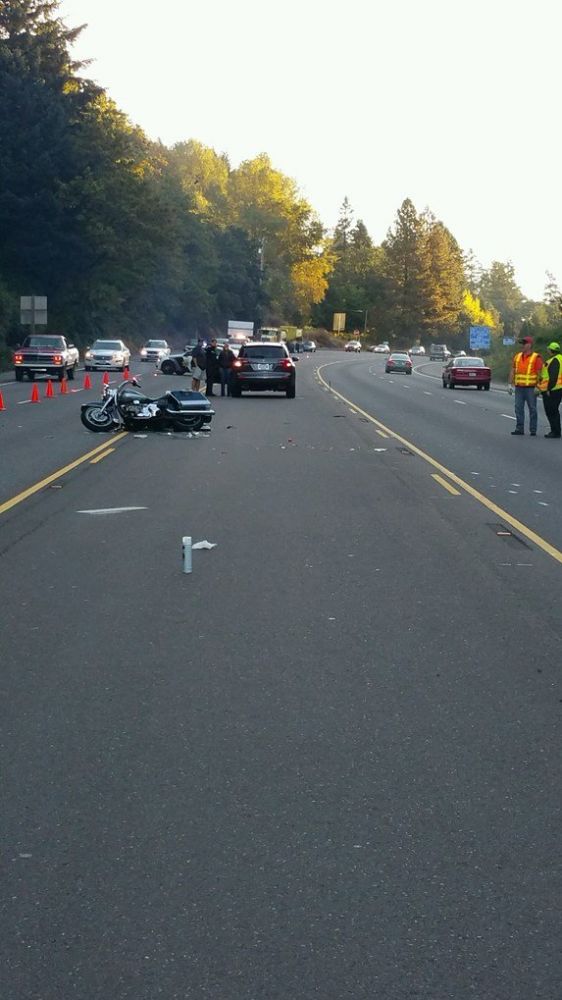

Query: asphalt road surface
1;352;561;1000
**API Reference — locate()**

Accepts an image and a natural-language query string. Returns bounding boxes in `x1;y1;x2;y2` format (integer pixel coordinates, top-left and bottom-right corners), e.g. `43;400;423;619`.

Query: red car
442;356;491;390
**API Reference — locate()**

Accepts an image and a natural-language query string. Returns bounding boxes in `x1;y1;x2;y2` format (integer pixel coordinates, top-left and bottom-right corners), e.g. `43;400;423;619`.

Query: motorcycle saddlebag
165;390;213;412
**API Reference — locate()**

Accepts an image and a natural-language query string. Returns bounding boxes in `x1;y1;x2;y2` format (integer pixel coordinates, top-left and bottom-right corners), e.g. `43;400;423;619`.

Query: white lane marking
76;506;148;515
508;490;518;494
471;472;480;475
454;400;467;405
538;501;549;506
533;490;543;494
511;483;521;487
374;448;387;452
423;391;433;395
501;413;517;420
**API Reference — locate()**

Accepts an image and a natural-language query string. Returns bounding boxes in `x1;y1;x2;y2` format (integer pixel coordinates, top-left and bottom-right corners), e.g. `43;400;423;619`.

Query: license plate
255;364;271;371
468;372;476;377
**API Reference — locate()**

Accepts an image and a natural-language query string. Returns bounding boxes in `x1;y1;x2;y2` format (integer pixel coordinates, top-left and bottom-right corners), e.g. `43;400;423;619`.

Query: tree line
1;0;560;357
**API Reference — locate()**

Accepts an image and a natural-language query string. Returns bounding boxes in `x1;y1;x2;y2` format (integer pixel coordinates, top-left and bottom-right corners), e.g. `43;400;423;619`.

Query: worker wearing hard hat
537;341;562;438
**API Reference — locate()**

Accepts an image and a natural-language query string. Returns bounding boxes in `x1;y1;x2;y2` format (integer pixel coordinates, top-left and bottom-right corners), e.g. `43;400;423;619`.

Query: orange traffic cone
30;383;40;403
102;371;110;385
123;367;130;380
45;379;54;398
0;391;5;411
59;377;68;395
83;373;92;390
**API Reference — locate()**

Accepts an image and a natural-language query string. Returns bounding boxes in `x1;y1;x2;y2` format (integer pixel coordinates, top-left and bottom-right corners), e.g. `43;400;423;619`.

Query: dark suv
230;342;296;398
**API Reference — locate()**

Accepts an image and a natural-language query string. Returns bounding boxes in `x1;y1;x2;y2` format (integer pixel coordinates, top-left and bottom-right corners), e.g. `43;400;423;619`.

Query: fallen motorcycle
80;378;214;433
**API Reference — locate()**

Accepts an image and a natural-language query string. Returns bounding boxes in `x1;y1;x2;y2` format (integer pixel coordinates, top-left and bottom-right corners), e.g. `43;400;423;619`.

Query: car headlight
85;351;92;359
140;348;147;357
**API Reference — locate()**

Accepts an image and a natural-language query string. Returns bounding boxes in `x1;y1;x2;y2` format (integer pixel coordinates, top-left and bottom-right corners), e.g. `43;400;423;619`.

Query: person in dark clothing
205;338;220;396
218;343;236;396
539;341;562;438
190;337;206;392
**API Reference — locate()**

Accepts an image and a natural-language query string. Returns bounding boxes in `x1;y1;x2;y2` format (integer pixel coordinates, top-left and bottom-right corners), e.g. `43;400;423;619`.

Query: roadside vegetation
1;1;561;360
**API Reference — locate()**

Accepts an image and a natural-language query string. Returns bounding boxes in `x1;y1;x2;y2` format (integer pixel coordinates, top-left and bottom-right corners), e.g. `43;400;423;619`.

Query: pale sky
59;0;561;301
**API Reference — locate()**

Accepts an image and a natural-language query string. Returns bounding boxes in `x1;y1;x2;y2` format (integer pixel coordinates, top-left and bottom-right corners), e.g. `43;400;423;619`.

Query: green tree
382;198;426;342
420;219;465;336
479;261;526;338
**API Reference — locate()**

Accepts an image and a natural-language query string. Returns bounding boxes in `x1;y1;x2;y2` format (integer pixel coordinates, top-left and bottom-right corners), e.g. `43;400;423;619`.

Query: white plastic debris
182;536;192;573
192;540;217;550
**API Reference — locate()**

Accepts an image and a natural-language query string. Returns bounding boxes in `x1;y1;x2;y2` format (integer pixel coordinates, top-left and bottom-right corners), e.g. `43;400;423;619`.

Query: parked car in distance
302;340;317;352
429;343;451;361
230;341;296;398
13;334;79;381
409;345;425;355
442;356;491;390
157;344;199;375
84;339;131;371
385;352;413;374
140;339;170;363
344;340;362;353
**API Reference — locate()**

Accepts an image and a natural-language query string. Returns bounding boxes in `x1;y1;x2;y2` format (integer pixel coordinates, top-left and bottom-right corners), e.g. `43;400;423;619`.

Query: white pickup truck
13;335;80;381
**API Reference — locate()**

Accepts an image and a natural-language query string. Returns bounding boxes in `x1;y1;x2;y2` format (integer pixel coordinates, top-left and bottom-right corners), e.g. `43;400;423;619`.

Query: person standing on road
191;337;206;392
218;343;236;396
509;336;543;436
538;341;562;439
205;338;220;397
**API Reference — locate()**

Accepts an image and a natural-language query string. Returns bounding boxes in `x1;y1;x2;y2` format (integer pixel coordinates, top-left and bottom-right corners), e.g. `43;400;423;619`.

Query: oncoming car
385;352;413;374
140;340;170;363
344;340;362;353
442;356;491;390
230;341;296;398
84;339;131;371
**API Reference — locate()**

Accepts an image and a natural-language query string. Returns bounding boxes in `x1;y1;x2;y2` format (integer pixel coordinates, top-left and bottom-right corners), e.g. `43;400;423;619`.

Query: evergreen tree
383;198;426;342
479;261;526;338
421;221;464;336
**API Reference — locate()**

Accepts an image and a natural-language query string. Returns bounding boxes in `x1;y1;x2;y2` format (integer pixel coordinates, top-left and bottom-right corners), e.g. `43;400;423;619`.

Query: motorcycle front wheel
81;404;115;432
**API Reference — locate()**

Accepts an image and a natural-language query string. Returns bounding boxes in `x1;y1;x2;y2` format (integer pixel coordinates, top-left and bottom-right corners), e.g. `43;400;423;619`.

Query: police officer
538;341;562;439
509;335;543;435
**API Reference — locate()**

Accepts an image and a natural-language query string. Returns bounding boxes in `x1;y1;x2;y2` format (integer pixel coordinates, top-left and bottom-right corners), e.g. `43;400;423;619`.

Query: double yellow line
0;433;127;517
317;363;562;566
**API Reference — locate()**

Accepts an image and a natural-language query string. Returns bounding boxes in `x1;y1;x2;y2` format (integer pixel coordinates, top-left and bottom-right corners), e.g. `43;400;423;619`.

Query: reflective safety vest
538;354;562;392
513;351;540;386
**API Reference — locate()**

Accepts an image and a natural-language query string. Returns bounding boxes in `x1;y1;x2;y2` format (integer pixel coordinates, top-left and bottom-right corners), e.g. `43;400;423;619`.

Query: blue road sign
469;325;491;350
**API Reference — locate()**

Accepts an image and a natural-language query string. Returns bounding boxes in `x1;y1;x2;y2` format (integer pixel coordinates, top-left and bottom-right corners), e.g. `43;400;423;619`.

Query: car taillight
14;354;23;363
233;358;249;369
280;358;294;370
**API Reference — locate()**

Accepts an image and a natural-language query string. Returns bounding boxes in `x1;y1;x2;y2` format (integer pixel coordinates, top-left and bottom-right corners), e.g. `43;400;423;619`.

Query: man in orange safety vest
509;336;543;436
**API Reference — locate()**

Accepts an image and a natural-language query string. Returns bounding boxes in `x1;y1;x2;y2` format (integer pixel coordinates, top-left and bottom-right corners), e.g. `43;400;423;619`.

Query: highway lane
323;353;562;553
1;352;562;999
0;366;163;505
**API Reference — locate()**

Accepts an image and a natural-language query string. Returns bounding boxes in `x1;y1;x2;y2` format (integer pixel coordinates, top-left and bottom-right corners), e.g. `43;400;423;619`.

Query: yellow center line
317;362;562;566
90;448;115;464
376;429;389;439
432;473;461;496
0;432;128;516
